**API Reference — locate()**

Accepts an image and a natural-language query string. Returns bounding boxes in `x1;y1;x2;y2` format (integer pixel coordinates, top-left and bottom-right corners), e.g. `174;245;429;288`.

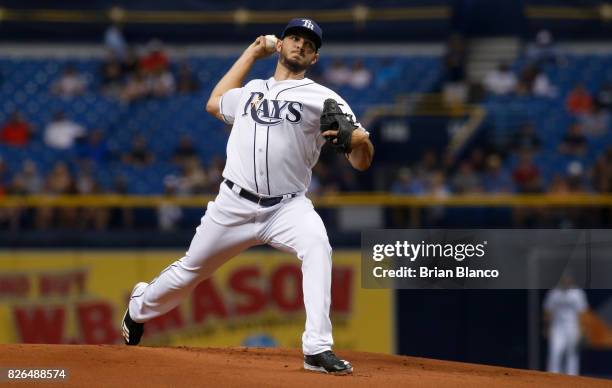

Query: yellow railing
1;193;611;208
0;6;450;24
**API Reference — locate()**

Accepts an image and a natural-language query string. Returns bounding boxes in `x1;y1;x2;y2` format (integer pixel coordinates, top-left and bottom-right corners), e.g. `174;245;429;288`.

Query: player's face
279;33;319;73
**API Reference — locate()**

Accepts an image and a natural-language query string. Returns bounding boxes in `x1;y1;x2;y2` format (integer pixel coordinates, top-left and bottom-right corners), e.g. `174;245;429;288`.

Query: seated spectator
592;147;612;192
324;59;351;86
100;53;124;96
579;103;610;137
451;161;482;193
178;159;208;194
44;112;86;150
348;60;372;89
566;161;588;193
158;176;183;231
172;135;199;167
177;63;200;94
549;175;572;198
36;162;78;229
122;135;154;166
483;63;517;96
559;123;588;156
77;129;110;165
51;64;87;97
512;123;541;152
596;82;612;111
532;71;556;98
566;83;593;115
516;65;556;97
150;66;176;98
140;39;169;74
76;167;109;230
390;168;425;195
527;29;562;67
0;111;33;146
16;159;43;194
442;34;468;106
483;154;513;193
512;151;542;193
120;69;149;103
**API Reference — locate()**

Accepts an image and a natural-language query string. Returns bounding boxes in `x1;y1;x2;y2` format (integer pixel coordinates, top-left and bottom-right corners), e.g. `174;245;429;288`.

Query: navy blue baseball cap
282;18;323;49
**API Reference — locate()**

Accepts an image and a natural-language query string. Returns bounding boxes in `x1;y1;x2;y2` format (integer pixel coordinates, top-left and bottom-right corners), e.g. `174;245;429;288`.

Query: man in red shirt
0;112;33;146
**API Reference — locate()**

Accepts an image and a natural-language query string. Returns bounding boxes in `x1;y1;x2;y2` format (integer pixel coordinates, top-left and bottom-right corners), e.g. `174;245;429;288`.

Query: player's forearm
348;138;374;171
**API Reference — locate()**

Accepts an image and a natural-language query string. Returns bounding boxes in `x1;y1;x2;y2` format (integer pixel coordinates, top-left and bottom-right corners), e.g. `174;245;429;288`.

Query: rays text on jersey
243;92;303;126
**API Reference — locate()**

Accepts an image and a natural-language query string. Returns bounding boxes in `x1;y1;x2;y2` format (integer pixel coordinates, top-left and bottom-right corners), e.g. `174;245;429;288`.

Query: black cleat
304;351;353;375
121;308;144;345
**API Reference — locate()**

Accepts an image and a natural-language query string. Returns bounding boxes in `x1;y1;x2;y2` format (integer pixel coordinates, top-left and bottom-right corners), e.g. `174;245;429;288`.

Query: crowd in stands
0;26;611;231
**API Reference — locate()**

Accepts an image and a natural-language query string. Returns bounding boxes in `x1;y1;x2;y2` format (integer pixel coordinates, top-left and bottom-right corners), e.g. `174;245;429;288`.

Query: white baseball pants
546;324;580;375
128;182;333;355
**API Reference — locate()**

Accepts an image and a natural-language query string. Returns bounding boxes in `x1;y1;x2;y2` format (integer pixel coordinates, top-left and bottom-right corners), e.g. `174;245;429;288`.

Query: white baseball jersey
544;288;588;330
219;77;360;196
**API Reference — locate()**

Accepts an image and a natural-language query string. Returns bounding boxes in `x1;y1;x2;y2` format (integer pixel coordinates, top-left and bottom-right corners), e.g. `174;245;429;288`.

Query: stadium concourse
1;344;610;387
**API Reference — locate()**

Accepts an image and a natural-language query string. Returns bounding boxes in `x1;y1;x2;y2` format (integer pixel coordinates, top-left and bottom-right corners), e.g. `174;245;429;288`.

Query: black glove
319;98;358;153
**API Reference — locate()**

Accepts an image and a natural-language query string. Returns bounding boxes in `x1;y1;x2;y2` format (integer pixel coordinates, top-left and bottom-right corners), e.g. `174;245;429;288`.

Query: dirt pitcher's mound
0;345;609;387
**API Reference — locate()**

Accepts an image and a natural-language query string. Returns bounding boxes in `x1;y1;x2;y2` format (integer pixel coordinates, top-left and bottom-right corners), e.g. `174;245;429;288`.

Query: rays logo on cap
302;19;314;30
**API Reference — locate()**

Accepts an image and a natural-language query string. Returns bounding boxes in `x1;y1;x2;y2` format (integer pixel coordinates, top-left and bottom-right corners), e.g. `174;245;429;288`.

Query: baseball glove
320;98;358;153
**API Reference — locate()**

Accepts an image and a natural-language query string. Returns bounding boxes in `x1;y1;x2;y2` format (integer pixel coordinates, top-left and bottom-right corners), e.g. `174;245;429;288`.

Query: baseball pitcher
121;17;374;375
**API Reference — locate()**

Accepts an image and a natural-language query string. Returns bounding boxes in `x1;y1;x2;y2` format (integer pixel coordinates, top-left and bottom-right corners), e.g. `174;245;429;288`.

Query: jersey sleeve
219;87;243;124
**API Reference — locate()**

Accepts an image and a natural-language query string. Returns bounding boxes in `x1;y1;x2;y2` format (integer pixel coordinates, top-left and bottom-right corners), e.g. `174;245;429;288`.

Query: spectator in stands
122;134;154;167
559;123;588;156
14;159;43;195
566;83;593;115
120;69;149;103
579;102;610;137
482;154;514;193
415;150;441;185
451;161;482;193
468;148;487;173
348;60;372;89
76;167;109;230
566;161;588;193
177;159;208;194
150;66;176;98
172;135;199;168
122;48;140;76
158;175;183;231
595;81;612;111
140;39;169;74
512;123;541;152
177;63;200;94
517;64;556;97
104;23;127;61
527;29;562;67
390;168;425;195
36;162;78;229
592;147;612;192
51;64;87;98
323;59;351;86
44;111;86;150
77;129;111;165
442;34;468;106
101;53;124;97
512;151;542;193
111;176;133;229
0;111;34;146
483;63;517;96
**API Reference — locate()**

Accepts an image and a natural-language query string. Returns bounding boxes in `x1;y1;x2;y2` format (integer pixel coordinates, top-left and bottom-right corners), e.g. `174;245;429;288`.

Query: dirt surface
0;345;609;387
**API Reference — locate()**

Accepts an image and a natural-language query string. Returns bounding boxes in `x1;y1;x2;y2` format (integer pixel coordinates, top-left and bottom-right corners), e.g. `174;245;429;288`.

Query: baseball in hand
264;35;278;51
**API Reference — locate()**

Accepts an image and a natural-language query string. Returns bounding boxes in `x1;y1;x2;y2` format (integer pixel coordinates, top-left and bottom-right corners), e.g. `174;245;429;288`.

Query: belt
224;180;297;207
